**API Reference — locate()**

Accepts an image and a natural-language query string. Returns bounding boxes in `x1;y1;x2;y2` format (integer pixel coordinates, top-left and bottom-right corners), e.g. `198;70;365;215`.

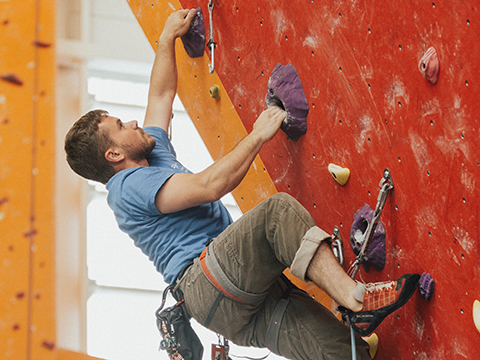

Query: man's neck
114;158;150;173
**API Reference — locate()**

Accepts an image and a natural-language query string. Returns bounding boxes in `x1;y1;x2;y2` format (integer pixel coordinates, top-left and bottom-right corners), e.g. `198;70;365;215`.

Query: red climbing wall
131;0;480;358
178;1;480;358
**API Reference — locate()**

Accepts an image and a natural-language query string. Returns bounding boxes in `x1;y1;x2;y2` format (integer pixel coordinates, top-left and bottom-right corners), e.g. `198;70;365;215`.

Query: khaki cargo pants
176;193;370;360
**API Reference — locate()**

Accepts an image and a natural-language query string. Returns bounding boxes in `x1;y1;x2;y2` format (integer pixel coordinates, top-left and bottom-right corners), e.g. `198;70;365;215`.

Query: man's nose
127;120;138;129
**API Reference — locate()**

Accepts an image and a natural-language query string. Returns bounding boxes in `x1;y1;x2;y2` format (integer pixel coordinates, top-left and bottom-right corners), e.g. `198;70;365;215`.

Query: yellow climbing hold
328;163;350;186
363;333;379;359
210;85;221;99
474;300;480;333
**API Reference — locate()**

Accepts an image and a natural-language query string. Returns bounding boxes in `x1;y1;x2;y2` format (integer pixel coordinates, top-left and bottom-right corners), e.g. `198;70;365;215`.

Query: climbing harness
207;0;217;73
155;285;204;360
213;335;270;360
200;242;293;357
212;335;231;360
200;242;269;327
348;169;394;279
265;275;294;354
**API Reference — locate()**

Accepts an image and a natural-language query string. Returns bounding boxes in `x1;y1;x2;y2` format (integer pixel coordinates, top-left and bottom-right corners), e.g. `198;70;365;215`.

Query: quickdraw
348;169;394;280
207;0;217;73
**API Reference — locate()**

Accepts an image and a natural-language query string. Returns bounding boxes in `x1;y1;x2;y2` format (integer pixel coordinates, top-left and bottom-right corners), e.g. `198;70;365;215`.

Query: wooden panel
0;0;56;358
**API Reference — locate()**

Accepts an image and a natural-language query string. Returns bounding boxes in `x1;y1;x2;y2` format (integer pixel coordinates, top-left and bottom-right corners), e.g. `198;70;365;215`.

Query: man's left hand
162;9;197;41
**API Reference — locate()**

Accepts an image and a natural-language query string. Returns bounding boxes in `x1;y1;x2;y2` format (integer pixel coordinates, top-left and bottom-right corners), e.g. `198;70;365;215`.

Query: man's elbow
198;174;230;204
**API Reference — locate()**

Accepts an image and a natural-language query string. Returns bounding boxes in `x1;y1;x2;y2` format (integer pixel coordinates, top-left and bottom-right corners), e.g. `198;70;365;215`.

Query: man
65;9;419;359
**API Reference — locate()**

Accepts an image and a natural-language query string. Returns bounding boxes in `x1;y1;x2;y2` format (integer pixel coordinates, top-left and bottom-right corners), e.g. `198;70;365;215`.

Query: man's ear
105;147;125;163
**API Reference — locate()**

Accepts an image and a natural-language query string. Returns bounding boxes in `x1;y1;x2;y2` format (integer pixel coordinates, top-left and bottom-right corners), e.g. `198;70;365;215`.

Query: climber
64;9;419;360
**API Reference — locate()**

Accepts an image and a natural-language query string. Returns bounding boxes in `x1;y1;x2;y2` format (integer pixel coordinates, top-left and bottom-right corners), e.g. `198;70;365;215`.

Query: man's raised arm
155;107;287;214
143;9;196;131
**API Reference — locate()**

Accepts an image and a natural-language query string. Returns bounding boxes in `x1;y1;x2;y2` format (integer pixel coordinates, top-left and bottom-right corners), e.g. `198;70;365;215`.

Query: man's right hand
252;106;287;143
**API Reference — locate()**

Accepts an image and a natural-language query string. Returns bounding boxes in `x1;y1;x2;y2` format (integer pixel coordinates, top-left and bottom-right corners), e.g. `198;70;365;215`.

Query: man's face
99;115;156;162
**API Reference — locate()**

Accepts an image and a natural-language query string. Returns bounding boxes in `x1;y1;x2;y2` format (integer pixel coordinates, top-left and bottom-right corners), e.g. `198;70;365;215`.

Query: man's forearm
143;9;196;130
155;130;266;214
199;131;265;200
197;106;287;202
148;34;177;101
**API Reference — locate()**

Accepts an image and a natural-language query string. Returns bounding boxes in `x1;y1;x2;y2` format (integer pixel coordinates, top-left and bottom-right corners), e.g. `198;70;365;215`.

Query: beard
124;137;156;162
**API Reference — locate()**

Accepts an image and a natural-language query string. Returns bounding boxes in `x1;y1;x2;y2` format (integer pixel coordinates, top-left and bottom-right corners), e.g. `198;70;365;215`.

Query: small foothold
209;85;220;99
350;204;386;272
362;333;379;359
1;73;23;86
328;163;350;186
33;41;51;48
474;300;480;333
181;8;205;58
41;340;55;350
419;272;435;301
418;47;439;84
265;63;309;141
23;229;38;238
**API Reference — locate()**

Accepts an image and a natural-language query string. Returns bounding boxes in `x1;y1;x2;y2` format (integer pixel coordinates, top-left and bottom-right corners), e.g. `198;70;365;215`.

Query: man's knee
268;192;298;206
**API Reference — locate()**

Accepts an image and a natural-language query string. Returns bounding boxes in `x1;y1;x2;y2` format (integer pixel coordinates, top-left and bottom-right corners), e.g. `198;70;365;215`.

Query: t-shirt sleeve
120;166;175;217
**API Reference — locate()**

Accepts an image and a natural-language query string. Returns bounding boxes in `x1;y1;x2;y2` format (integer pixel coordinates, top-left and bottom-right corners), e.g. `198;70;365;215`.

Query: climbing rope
346;316;357;360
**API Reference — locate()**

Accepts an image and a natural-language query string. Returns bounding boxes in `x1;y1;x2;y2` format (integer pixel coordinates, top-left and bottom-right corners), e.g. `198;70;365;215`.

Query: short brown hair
64;110;116;184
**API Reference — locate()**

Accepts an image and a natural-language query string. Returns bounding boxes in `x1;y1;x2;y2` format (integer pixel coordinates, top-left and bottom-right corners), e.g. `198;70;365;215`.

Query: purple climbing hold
265;63;309;141
419;272;435;301
350;203;386;273
181;8;205;58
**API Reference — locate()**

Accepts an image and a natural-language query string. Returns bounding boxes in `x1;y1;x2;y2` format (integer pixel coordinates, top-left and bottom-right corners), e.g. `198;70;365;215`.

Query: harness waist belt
199;243;268;304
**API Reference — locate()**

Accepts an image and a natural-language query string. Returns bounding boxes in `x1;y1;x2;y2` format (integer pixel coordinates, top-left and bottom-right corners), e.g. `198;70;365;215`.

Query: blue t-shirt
106;127;233;284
